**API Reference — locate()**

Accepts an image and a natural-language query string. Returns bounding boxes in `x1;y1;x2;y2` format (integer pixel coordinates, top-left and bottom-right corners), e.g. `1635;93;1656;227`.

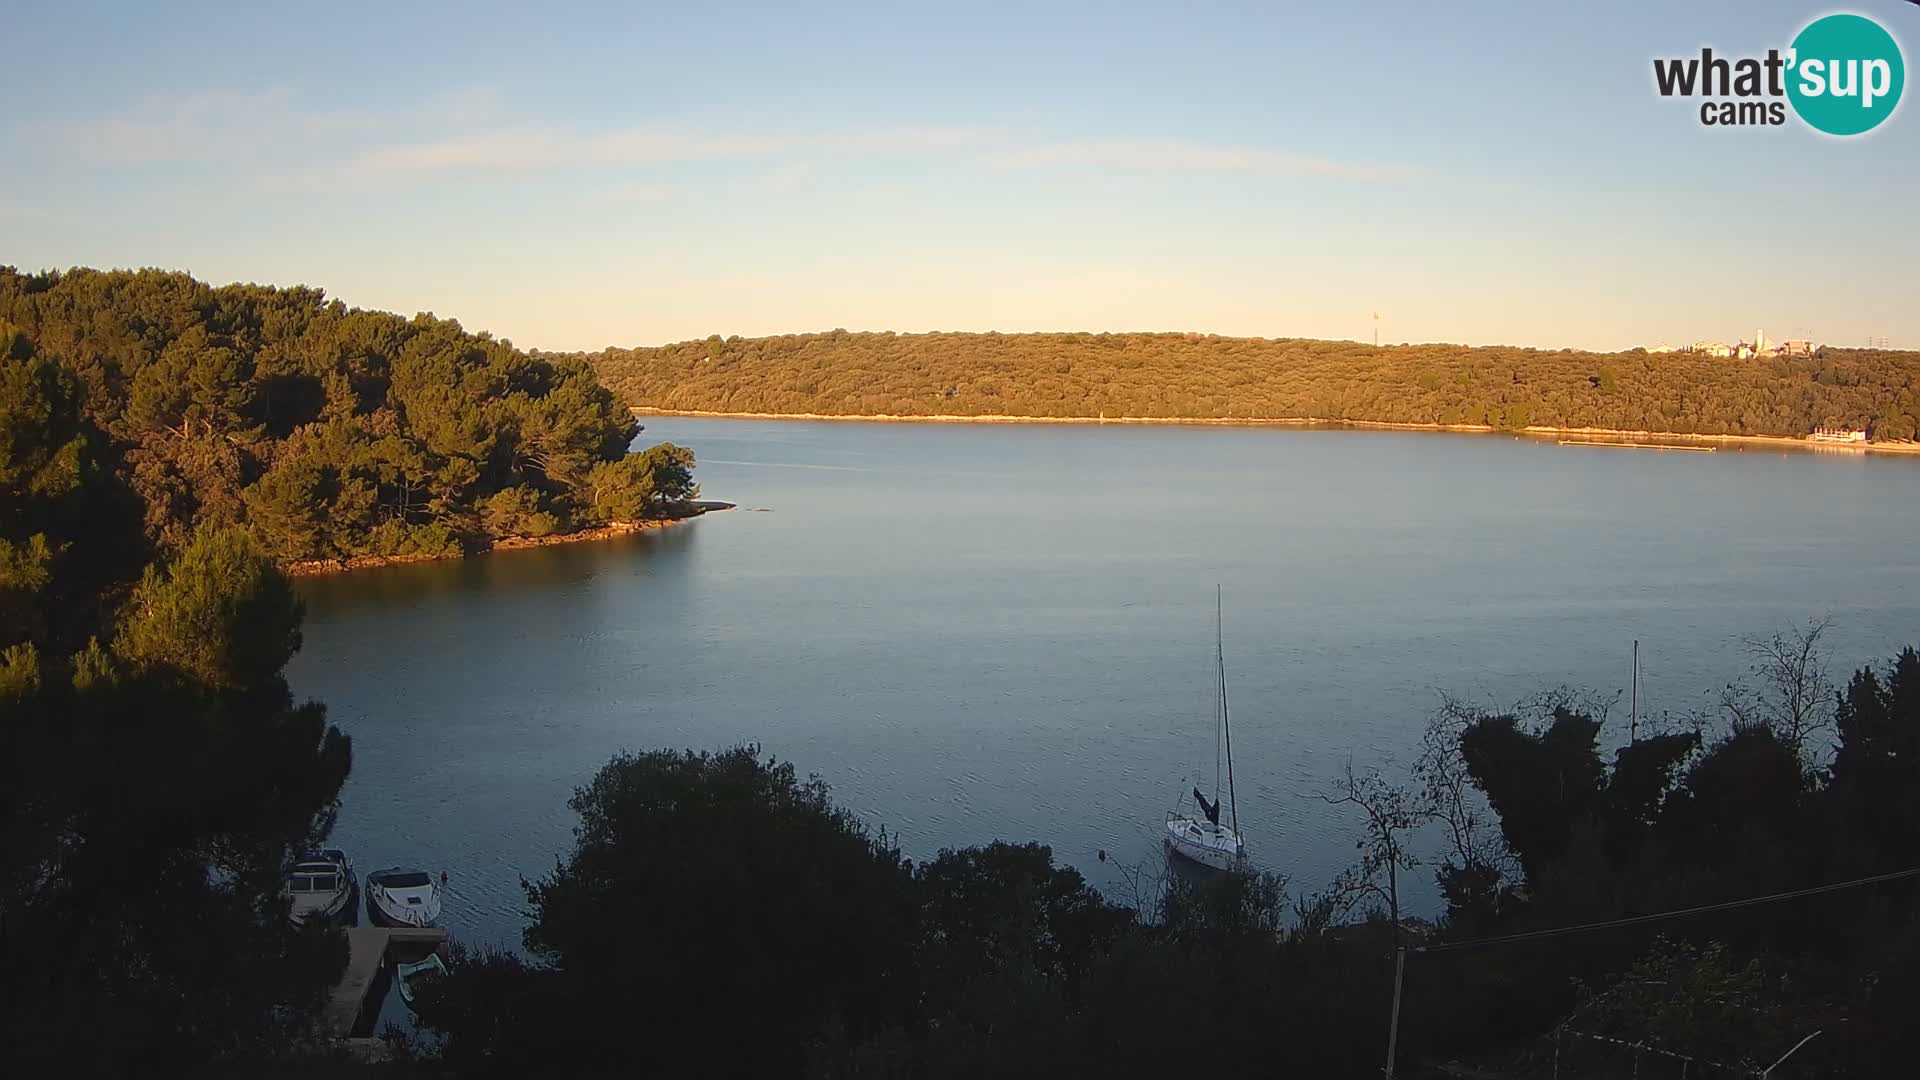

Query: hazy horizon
5;1;1917;353
18;262;1879;358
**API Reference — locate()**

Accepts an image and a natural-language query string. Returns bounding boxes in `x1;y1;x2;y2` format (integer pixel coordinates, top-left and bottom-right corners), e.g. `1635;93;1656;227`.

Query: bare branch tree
1720;616;1836;761
1320;760;1430;942
1416;696;1519;884
1514;683;1621;730
1108;855;1167;920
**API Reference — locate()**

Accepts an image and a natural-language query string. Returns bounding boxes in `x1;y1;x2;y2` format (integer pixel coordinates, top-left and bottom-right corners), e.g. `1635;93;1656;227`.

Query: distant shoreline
283;502;735;577
630;407;1920;456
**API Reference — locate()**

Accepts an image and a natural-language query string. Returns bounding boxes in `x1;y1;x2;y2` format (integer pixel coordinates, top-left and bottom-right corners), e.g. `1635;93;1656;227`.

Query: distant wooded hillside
1;267;696;565
580;331;1920;439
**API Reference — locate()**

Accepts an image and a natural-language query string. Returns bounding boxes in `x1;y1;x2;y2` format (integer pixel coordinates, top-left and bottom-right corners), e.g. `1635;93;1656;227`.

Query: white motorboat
395;952;450;1011
365;866;445;927
1165;588;1248;872
284;849;357;927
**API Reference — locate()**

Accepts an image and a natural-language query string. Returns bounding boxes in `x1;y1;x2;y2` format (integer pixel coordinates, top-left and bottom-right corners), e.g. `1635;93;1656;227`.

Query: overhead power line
1381;866;1920;1076
1413;865;1920;954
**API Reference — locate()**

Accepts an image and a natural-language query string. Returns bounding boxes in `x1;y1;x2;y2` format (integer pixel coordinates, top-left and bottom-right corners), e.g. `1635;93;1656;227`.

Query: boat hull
396;953;449;1011
364;869;444;928
288;880;356;927
1165;817;1246;872
285;852;358;928
366;889;442;928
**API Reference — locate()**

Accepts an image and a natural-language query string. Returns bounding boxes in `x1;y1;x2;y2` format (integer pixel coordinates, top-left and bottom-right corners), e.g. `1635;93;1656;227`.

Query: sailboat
1165;587;1247;871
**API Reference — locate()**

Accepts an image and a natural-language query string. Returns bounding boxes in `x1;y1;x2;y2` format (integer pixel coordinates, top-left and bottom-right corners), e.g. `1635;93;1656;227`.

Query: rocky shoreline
282;502;735;578
629;408;1920;456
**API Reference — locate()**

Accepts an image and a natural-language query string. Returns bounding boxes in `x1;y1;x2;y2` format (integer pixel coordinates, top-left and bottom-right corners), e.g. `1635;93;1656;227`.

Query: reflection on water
300;525;699;617
287;419;1920;947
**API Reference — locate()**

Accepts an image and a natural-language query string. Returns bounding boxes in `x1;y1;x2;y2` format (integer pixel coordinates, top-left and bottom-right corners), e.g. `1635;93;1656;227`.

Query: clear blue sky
4;1;1915;351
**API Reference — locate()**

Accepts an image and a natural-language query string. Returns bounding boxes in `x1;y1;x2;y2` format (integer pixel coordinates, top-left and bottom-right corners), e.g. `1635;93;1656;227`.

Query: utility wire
1412;866;1920;954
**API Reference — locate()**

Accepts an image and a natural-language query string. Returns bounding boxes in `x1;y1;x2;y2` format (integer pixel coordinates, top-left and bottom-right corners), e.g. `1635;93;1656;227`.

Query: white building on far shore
1811;426;1868;443
1643;333;1824;359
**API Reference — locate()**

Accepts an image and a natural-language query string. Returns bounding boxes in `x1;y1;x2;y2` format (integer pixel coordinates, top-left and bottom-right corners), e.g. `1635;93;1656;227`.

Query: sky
3;0;1917;352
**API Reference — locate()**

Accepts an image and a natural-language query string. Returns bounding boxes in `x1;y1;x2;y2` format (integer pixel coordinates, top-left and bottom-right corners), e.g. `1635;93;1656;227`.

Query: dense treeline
0;266;697;566
583;331;1920;440
3;343;352;1073
403;628;1920;1078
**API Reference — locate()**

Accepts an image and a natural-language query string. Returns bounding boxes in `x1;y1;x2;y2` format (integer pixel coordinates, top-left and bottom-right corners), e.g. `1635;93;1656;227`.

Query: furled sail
1192;787;1221;826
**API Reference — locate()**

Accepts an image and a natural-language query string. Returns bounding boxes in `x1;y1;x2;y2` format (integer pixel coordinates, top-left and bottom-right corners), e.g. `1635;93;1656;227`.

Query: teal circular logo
1787;14;1904;135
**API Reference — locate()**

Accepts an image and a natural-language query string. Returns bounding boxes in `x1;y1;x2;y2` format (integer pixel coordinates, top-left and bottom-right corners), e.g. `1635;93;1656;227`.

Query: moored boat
1166;808;1246;871
395;952;450;1011
284;849;357;927
365;866;445;927
1165;587;1249;872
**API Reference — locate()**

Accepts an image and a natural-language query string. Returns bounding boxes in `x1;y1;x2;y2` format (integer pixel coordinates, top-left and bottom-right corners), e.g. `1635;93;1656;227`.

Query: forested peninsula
582;331;1920;442
0;267;701;573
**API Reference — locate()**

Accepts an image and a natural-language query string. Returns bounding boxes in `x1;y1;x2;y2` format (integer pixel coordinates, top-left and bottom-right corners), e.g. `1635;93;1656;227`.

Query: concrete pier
322;925;449;1040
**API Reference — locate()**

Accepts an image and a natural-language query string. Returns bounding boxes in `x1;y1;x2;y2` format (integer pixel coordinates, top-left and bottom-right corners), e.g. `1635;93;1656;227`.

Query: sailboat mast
1217;586;1239;835
1630;639;1639;744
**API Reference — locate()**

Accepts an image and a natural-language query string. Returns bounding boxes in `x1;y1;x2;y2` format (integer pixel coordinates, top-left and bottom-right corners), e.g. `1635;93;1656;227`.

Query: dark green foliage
1831;648;1920;868
400;944;563;1074
243;429;376;561
1660;727;1811;860
0;342;147;653
124;329;259;439
432;747;921;1078
0;267;697;565
1;345;353;1072
115;525;304;688
125;426;252;547
585;330;1920;439
913;841;1133;1017
1603;731;1699;835
579;441;697;525
1565;939;1831;1075
2;652;353;1073
1458;707;1609;881
1068;935;1218;1075
1414;641;1920;1074
478;484;559;538
1454;706;1701;889
848;842;1137;1080
1082;871;1396;1079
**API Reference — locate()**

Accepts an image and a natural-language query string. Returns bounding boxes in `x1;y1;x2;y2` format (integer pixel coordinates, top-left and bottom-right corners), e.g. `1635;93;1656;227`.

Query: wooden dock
322;926;449;1041
1557;439;1715;452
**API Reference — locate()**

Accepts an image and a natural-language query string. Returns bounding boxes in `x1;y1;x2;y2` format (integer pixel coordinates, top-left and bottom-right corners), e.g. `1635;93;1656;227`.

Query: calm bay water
288;420;1920;945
